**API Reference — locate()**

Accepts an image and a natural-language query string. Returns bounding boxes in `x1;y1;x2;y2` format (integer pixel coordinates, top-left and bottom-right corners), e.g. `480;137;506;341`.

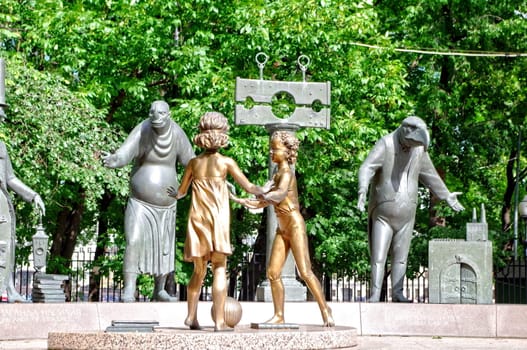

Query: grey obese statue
357;116;464;302
102;100;195;302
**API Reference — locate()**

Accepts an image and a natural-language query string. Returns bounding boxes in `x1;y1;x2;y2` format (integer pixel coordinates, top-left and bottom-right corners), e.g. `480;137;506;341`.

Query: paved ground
1;336;527;349
357;335;527;349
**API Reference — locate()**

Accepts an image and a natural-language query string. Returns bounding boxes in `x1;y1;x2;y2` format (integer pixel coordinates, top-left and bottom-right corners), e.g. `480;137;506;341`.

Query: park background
0;0;526;303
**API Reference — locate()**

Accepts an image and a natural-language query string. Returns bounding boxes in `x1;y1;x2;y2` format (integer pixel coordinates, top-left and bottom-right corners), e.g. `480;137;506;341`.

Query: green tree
0;53;126;277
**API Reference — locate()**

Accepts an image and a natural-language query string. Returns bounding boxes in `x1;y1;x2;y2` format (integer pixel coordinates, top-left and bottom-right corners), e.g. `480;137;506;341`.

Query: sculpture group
0;56;466;330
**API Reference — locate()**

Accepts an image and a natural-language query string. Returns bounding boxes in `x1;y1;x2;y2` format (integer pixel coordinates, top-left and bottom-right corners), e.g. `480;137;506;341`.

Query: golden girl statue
168;112;264;331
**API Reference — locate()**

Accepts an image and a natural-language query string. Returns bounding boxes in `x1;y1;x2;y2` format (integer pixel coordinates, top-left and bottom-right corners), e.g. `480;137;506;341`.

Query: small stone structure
429;205;493;304
32;273;68;303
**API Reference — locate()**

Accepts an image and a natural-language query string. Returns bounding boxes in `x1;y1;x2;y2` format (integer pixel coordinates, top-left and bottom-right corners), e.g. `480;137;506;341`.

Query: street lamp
518;195;527;259
32;215;48;272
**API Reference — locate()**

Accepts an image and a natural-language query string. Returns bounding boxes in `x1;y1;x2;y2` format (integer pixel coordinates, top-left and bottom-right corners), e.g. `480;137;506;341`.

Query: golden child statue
231;131;335;327
168;112;264;332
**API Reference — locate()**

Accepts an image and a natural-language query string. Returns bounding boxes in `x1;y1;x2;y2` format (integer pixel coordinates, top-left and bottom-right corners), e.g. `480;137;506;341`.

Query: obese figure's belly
130;163;178;206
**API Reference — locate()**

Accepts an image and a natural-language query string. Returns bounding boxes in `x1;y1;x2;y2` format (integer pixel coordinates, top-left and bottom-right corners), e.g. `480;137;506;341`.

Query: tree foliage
0;54;125;264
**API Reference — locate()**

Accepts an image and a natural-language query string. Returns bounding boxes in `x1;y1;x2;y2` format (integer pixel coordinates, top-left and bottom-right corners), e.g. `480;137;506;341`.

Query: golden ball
210;296;243;327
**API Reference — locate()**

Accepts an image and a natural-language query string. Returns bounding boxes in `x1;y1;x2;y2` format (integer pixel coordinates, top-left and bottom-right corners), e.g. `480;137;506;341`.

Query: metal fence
325;266;429;303
4;246;429;303
7;247;526;304
495;258;527;303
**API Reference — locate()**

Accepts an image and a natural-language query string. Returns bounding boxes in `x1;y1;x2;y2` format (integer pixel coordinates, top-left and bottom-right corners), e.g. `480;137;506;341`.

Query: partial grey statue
357;116;464;302
102;100;195;302
0;58;46;302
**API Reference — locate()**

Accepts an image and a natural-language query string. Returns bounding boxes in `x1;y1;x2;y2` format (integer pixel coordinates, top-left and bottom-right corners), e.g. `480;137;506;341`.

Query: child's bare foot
322;307;335;327
264;315;284;324
184;317;202;330
214;323;233;332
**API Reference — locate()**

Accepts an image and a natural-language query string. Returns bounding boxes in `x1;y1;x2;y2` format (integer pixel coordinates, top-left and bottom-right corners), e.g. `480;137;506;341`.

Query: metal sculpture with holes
235;53;330;130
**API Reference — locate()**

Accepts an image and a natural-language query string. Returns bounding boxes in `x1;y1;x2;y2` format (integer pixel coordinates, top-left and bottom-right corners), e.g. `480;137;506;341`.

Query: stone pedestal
48;325;357;350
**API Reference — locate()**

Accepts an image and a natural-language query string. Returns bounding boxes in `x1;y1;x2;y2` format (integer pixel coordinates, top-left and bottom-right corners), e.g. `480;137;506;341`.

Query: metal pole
514;130;522;261
0;58;6;106
0;58;8;116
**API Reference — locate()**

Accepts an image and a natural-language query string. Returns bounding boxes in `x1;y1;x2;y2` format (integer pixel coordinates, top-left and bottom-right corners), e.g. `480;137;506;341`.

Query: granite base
48;324;357;350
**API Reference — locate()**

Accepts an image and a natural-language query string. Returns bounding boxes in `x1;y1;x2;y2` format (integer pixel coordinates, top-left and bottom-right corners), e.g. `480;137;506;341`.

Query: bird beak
407;127;430;151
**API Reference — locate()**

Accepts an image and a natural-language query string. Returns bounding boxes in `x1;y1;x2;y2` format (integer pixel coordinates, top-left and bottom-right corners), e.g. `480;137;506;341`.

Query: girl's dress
184;175;231;261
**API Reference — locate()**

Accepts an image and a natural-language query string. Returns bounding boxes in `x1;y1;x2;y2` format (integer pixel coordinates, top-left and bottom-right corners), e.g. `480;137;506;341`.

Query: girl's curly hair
194;112;229;150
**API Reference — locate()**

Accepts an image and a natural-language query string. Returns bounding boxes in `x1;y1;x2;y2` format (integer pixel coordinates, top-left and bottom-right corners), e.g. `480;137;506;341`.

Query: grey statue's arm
419;153;464;211
357;140;385;211
174;124;196;167
7;177;38;203
102;124;141;168
6;153;36;203
418;153;451;200
358;139;385;193
6;154;46;215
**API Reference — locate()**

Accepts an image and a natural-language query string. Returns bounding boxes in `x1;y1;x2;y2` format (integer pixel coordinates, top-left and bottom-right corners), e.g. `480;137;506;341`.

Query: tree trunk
50;190;86;260
88;190;115;302
429;168;447;227
106;89;126;123
165;272;176;297
49;188;86;301
429;113;448;228
427;4;460;228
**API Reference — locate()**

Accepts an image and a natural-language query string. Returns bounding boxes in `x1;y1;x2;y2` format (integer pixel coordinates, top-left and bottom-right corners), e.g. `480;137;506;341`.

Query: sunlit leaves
2;55;126;249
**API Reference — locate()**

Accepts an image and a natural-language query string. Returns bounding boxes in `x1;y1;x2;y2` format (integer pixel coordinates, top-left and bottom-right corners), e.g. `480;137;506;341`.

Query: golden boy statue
232;131;334;327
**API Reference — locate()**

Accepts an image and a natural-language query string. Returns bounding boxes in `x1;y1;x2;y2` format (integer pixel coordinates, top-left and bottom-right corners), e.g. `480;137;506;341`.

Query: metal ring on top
255;52;269;67
297;55;310;71
255;52;269;80
297;55;310;81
